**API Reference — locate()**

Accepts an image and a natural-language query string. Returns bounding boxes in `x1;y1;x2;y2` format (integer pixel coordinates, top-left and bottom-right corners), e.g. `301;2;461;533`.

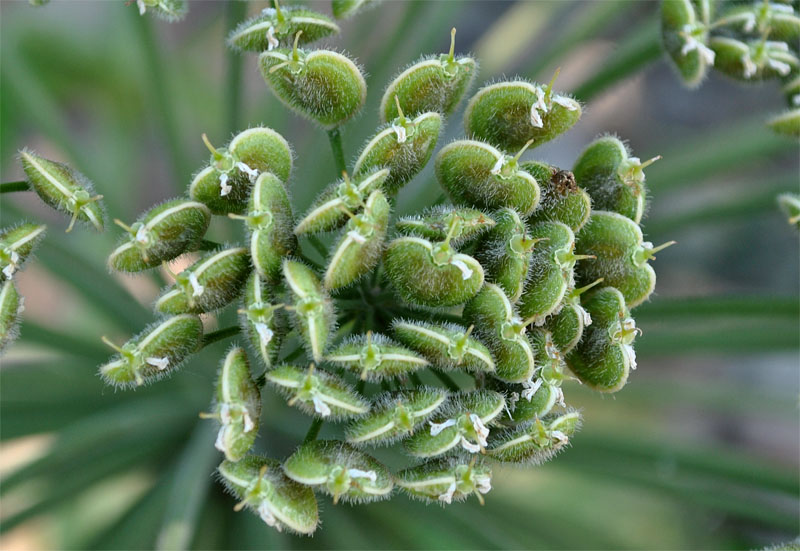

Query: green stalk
327;128;347;175
201;326;240;348
1;181;29;193
303;418;324;443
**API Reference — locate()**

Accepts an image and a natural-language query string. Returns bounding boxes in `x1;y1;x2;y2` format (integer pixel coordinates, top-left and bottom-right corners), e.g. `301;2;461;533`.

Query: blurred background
1;1;798;549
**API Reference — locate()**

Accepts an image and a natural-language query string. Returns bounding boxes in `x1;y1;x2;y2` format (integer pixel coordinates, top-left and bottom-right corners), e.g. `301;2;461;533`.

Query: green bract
661;0;715;87
396;457;492;505
395;206;495;246
325;331;428;381
0;281;23;353
283;259;335;361
265;363;368;419
240;271;286;369
228;4;339;53
0;223;46;282
524;161;591;232
488;410;581;464
392;319;495;374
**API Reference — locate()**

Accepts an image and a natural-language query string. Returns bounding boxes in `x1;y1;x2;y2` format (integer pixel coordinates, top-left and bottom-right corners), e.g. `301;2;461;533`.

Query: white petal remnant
551;430;569;447
347;468;378;483
680;26;716;65
623;343;637;370
469;413;489;447
347;230;367;244
460;436;481;453
145;356;170;371
529;85;548;128
451;259;473;280
219;173;232;196
136;0;146;15
742;53;758;78
237;162;259;181
474;474;492;494
243;410;255;432
553;95;578;111
312;394;332;417
490;156;504;175
258;501;282;531
214;427;227;453
255;322;274;345
266;26;279;50
521;377;542;402
429;418;457;435
437;481;457;504
391;123;408;144
188;273;205;297
135;225;150;245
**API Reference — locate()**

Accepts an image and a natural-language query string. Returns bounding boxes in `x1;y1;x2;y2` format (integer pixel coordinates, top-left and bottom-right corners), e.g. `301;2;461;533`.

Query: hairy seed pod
715;1;800;41
324;189;390;290
229;172;296;283
487;410;581;464
353;107;442;195
572;137;660;224
227;4;339;53
345;388;448;446
108;199;211;273
0;223;46;282
395;206;495;246
380;28;477;122
265;363;368;419
19;149;105;232
283;259;335;361
392;319;495;374
98;314;202;388
523;161;591;232
710;36;799;81
661;0;715;88
397;457;492;505
204;347;261;462
325;331;428;381
283;440;393;504
259;36;367;129
190;128;292;216
544;278;603;354
240;272;287;369
404;390;505;458
155;247;251;315
135;0;187;21
383;236;484;307
332;0;379;19
565;286;639;392
767;108;800;138
464;78;581;151
0;281;23;353
218;455;318;535
576;211;675;308
295;169;389;235
777;192;800;228
498;380;560;425
462;283;536;383
435;139;540;215
529;328;568;389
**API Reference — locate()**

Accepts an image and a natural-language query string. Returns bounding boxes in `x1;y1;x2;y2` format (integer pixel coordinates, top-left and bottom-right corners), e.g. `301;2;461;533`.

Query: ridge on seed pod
19;149;105;233
0;281;24;353
135;0;187;21
524;161;592;232
325;330;428;381
392;319;496;374
395;206;496;246
0;223;46;283
397;456;492;505
661;0;716;87
487;409;581;464
380;28;477;122
283;259;336;361
239;272;287;369
228;1;339;53
265;363;368;419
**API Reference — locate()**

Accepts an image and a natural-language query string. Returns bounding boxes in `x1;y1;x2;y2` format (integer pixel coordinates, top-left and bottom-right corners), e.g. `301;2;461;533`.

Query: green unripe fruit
0;281;23;353
395;206;495;246
283;440;393;504
396;457;492;505
543;278;603;355
227;4;339;53
710;36;799;81
392;320;495;374
488;410;580;464
265;363;368;419
767;108;800;138
332;0;378;19
661;0;715;88
109;199;211;273
283;259;335;361
325;331;428;381
240;272;287;369
98;314;203;388
523;161;591;232
380;28;477;122
155;247;251;315
715;1;800;41
0;223;46;282
499;380;560;425
464;78;581;151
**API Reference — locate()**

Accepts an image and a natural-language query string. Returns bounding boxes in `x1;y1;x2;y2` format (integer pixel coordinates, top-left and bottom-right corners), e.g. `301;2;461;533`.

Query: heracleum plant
2;0;678;538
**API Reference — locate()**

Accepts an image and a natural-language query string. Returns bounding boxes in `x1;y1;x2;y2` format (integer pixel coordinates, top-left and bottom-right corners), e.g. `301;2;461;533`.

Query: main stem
327;128;346;175
1;181;29;193
201;326;241;348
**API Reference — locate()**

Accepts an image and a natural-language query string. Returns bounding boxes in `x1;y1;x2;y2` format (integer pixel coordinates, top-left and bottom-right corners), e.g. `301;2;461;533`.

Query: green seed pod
108;199;211;273
264;363;368;419
135;0;187;21
155;247;251;315
661;0;715;87
325;331;428;381
344;388;448;446
218;455;318;535
777;192;800;227
324;189;390;290
380;28;477;122
229;172;296;283
487;410;581;464
259;35;367;129
500;381;561;425
710;36;799;81
395;206;495;246
715;1;800;41
565;286;639;392
0;223;46;282
463;77;581;151
227;3;339;53
240;272;287;369
523;161;591;232
203;347;261;462
353;105;442;195
576;211;675;308
462;283;535;383
283;259;335;361
396;457;492;505
767;108;800;138
404;390;505;458
383;236;484;308
572;137;660;224
295;169;389;235
190;128;293;216
392;319;495;374
332;0;378;19
543;279;604;354
435;139;540;215
0;281;23;353
19;149;105;232
283;440;393;504
98;314;203;388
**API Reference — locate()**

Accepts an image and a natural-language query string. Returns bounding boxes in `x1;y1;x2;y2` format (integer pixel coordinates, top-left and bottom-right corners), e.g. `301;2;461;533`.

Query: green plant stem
431;370;460;391
327;128;346;175
303;418;324;443
1;181;29;193
308;235;329;258
200;326;240;348
225;1;247;133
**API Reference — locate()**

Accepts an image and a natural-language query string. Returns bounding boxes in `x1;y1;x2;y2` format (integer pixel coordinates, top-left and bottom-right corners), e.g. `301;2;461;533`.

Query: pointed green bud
353;110;442;195
435;139;541;215
98;314;202;388
108;199;211;273
283;440;393;504
661;0;715;88
767;108;800;138
135;0;187;21
240;271;287;369
259;42;367;129
265;363;368;419
218;455;318;535
710;36;799;81
395;206;496;246
380;28;476;122
524;161;591;232
488;410;581;464
324;189;390;290
326;331;428;381
397;457;492;505
777;192;800;228
392;319;495;374
0;281;23;353
283;259;335;361
332;0;378;19
155;247;251;315
464;79;581;151
0;223;46;283
227;5;339;53
19;149;105;232
404;389;505;458
345;388;448;446
189;128;293;215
